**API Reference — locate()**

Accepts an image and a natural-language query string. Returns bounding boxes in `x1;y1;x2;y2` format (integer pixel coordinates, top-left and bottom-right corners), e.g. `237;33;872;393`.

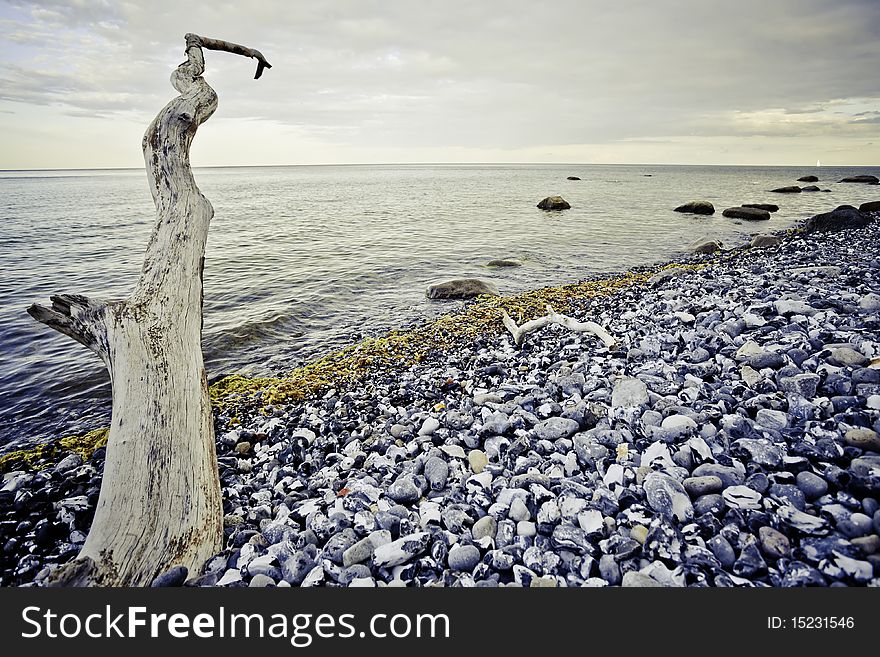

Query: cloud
1;0;879;166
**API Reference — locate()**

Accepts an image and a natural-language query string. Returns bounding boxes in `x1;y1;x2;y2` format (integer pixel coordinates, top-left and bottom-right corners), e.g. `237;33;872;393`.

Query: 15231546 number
768;617;855;630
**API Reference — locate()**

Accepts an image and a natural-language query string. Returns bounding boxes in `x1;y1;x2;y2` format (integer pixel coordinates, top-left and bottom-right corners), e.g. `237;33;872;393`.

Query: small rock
424;456;449;490
387;476;421;504
795;471;828;500
468;449;489;473
755;409;788;431
621;571;663;587
534;417;580;441
150;566;188;587
722;485;762;510
611;377;649;407
644;472;693;522
419;417;441;436
473;516;497;540
373;532;431;568
844;428;880;452
758;526;790;559
448;544;481;572
683;475;723;498
828;348;868;368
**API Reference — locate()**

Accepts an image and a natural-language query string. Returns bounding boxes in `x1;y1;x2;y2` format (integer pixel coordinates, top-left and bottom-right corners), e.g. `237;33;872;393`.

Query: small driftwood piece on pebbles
28;34;271;586
501;304;617;348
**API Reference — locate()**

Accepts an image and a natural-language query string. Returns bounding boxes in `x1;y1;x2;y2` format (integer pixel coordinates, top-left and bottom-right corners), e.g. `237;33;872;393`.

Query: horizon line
1;161;875;173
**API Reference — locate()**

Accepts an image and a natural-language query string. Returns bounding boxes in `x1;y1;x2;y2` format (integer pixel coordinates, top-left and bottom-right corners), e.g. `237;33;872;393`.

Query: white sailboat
817;159;821;167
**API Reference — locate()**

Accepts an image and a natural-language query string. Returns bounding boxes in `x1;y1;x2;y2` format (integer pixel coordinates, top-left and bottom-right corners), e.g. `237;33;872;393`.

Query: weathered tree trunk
28;34;271;586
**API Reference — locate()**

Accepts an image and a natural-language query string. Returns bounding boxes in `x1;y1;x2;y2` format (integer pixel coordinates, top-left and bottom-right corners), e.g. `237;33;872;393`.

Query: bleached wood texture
501;304;617;348
28;34;271;586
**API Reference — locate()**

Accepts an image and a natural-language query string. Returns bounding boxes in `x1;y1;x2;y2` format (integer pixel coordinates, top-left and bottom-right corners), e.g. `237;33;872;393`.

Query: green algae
0;428;108;474
209;263;705;413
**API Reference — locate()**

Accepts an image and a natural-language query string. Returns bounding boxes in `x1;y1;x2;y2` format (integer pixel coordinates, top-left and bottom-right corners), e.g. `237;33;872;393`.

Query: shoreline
2;204;880;587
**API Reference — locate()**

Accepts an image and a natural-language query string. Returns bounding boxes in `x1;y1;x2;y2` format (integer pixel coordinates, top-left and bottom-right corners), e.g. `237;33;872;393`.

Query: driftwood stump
28;34;271;586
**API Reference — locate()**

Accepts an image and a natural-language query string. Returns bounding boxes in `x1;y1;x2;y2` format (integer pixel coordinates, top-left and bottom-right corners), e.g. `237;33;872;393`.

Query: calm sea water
2;163;879;449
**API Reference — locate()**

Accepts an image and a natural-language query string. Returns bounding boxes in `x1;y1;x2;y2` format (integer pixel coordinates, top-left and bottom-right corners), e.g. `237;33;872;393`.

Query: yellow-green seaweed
209;263;705;413
0;428;108;474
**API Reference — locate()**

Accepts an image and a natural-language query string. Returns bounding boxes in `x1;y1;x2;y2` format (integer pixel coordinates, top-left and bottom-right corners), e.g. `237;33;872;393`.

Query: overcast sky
1;0;879;168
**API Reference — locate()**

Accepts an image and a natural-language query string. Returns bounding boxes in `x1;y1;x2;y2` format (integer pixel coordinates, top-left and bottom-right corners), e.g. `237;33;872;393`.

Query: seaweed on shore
0;428;108;474
209;263;705;414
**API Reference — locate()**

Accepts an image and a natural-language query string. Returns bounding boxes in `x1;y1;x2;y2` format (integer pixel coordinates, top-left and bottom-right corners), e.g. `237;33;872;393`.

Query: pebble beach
3;201;880;588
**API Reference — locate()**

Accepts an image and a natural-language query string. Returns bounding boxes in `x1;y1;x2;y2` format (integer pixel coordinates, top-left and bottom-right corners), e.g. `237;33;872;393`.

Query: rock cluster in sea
2;213;880;587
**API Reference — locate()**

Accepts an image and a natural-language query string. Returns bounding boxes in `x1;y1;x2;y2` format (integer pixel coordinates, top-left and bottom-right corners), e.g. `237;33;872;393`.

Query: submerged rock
674;201;715;215
426;278;499;299
537;196;571;210
723;207;771;221
486;259;522;268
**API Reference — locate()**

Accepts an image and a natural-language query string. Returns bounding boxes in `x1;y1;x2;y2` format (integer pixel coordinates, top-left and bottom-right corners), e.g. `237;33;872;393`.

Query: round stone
844;428;880;452
683;475;723;498
468;449;489;474
827;347;868;368
448;544;481;572
758;526;790;559
795;471;828;500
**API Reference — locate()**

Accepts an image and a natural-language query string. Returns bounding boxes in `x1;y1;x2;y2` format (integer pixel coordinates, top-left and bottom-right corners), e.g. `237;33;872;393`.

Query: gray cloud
1;0;879;162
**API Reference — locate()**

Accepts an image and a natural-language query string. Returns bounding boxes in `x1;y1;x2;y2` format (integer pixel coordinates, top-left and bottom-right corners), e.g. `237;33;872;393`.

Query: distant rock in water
426;279;499;299
839;175;879;184
537;196;571;210
723;207;770;221
797;175;819;183
687;238;722;254
566;176;581;181
750;234;782;248
770;186;801;193
803;205;872;233
674;201;715;215
486;259;522;268
742;203;779;212
801;185;820;192
859;200;880;212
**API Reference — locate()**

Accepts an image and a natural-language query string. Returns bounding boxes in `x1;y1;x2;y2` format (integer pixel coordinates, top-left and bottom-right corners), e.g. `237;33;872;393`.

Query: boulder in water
797;175;818;183
742;203;779;212
803;205;871;233
770;186;801;193
859;200;880;213
566;176;581;181
839;175;879;184
537;196;571;210
674;201;715;215
801;185;820;192
722;207;771;221
486;259;522;268
426;278;499;299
